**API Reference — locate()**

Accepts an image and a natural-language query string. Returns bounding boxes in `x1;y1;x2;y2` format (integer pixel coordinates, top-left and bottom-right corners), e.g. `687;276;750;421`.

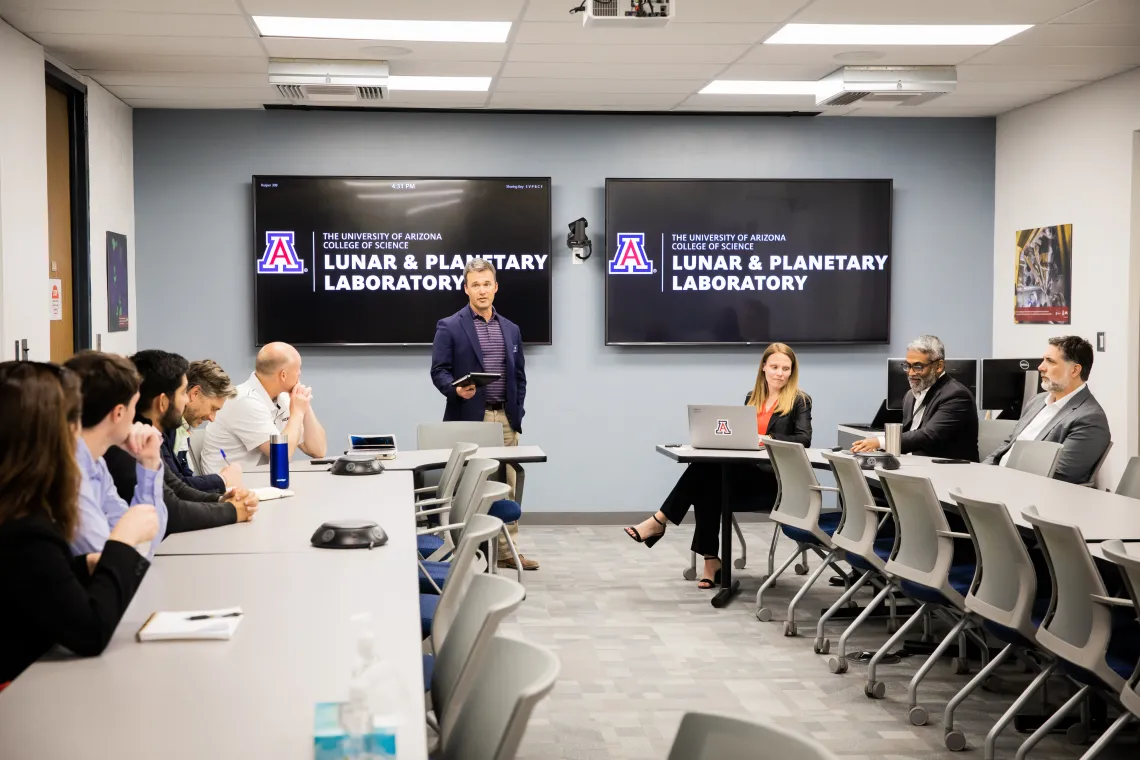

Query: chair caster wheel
829;656;848;674
794;563;809;575
783;621;797;637
813;638;830;655
950;657;970;675
945;730;967;751
682;567;697;581
909;706;929;726
865;681;886;699
757;607;773;622
1066;724;1090;745
734;558;746;569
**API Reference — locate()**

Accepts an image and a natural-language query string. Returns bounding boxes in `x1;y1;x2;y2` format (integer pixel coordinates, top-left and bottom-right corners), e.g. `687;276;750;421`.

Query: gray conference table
247;445;547;478
0;469;428;760
657;444;1140;608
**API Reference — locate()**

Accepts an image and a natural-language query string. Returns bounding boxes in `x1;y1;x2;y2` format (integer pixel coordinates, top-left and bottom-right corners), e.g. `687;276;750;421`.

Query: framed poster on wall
107;231;129;332
1014;224;1071;324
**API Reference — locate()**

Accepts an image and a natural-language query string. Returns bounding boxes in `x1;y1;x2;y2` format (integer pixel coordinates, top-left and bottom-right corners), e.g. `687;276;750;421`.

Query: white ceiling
1;0;1138;115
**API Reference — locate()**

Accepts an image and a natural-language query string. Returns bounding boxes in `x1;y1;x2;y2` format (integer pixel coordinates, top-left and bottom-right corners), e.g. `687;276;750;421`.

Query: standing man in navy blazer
430;258;537;570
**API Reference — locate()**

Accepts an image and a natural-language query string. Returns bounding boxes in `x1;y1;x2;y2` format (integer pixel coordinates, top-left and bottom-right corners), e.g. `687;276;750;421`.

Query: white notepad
137;607;244;642
252;487;295;501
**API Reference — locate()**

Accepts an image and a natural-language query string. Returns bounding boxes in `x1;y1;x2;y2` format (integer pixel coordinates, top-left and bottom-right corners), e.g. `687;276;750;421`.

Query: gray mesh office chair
419;480;507;598
1015;508;1135;760
438;636;560;760
978;419;1017;464
819;451;899;671
666;712;837;760
419;459;500;562
417;442;478;510
755;438;843;637
1080;441;1113;488
1115;457;1140;499
1083;540;1140;758
424;511;506;650
428;574;526;745
943;491;1045;754
868;471;986;717
1005;440;1064;478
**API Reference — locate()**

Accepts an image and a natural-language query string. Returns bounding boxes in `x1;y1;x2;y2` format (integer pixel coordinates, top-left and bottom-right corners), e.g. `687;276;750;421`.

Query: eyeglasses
899;361;939;374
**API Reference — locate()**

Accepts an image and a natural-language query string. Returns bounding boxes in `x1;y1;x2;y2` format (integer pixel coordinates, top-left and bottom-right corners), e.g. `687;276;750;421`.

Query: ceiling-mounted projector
269;59;389;104
579;0;673;28
816;66;956;107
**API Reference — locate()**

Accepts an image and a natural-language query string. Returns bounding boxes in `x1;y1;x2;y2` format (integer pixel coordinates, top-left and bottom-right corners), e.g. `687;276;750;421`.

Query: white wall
993;67;1140;486
85;78;136;356
0;18;49;361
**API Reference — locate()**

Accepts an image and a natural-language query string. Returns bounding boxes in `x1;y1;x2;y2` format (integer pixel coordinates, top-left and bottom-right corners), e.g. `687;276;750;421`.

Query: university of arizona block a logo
609;233;653;274
714;419;732;435
257;231;303;274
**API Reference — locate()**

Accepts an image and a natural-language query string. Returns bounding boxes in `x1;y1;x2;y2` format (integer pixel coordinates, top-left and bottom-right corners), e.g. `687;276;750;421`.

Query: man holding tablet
430;258;537;570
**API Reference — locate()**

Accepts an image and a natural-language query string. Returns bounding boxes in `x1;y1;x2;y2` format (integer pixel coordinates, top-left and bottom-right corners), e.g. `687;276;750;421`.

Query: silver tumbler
884;423;903;456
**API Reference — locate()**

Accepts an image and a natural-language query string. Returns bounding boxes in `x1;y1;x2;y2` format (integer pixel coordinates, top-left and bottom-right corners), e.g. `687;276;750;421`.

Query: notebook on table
136;607;244;642
252;487;294;501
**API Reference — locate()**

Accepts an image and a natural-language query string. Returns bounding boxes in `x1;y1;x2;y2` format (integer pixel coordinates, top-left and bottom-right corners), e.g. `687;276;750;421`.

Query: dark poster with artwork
107;232;129;332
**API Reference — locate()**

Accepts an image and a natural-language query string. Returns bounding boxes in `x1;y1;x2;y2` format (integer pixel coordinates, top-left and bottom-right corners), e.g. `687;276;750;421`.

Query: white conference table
247;445;548;476
0;468;428;760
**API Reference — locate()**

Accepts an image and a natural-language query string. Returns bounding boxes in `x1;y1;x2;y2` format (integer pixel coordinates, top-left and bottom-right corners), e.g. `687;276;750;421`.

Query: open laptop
688;405;760;451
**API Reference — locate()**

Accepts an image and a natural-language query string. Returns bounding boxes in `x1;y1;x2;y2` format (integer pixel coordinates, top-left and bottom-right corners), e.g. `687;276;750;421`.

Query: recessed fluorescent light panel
389;76;491;92
765;24;1032;46
699;81;817;95
252;16;512;43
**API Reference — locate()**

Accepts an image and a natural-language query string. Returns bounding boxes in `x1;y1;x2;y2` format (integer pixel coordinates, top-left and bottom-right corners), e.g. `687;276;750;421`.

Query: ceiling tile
69;54;269;73
790;0;1088;25
0;9;253;36
954;80;1084;98
1054;0;1140;25
845;106;1002;117
1002;23;1140;46
87;70;270;87
964;44;1140;66
514;21;776;45
33;32;265;57
740;44;988;66
717;62;843;80
524;0;812;23
0;0;239;12
488;90;684;108
957;62;1134;82
499;60;724;80
240;0;523;21
107;84;279;100
677;92;817;109
261;37;507;62
507;42;748;64
495;77;705;94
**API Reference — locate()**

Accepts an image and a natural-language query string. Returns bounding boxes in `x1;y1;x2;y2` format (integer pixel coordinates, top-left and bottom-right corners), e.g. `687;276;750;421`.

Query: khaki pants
483;408;521;558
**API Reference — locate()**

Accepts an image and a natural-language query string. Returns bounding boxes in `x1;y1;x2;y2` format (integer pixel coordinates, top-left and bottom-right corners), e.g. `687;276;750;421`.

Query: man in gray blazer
984;335;1111;484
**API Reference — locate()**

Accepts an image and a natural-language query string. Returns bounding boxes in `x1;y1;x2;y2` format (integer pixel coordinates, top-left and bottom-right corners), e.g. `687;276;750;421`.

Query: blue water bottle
269;432;290;489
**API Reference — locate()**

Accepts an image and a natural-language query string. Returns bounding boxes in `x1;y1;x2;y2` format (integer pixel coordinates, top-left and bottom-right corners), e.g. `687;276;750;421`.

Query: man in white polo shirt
200;342;327;473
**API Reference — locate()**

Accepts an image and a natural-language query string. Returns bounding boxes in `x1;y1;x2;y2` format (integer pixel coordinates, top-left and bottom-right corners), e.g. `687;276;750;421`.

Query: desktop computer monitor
980;358;1041;418
886;358;978;410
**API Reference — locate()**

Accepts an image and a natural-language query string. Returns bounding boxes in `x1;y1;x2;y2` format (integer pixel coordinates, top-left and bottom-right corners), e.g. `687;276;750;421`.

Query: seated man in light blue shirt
63;351;168;557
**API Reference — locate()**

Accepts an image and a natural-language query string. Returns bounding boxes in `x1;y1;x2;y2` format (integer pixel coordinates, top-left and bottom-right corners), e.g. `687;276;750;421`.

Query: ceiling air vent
269;59;389;104
816;66;956;107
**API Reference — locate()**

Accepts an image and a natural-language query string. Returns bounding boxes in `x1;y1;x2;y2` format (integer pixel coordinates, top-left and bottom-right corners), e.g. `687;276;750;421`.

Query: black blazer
900;374;979;461
745;391;813;447
0;511;149;683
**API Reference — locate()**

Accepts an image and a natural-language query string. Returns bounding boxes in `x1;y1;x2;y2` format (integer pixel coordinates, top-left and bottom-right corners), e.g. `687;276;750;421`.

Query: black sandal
624;514;666;548
697;557;723;589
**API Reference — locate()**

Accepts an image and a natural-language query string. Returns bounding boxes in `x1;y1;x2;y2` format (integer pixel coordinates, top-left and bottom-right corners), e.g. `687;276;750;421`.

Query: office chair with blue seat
418;458;499;562
419;512;505;643
942;491;1052;755
1078;540;1140;759
819;451;900;670
865;470;986;719
417;420;528;505
1013;510;1140;760
754;438;844;637
419;482;510;596
415;443;479;557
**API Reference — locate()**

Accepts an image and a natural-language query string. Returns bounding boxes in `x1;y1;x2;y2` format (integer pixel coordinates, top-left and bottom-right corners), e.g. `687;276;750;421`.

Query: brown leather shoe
498;554;539;571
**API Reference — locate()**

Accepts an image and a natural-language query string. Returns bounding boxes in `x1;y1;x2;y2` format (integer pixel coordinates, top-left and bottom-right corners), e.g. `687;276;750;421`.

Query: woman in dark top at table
0;361;158;686
625;342;812;588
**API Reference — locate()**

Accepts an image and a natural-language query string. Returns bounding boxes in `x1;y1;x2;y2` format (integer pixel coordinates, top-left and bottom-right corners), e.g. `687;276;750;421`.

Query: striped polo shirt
471;306;507;404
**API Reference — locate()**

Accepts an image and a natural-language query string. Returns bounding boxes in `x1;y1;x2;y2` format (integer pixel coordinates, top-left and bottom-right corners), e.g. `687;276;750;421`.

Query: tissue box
314;702;397;759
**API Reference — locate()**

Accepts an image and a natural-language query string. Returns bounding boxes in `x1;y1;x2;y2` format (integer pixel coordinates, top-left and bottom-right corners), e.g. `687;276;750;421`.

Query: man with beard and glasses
984;335;1110;484
104;350;258;533
852;335;980;461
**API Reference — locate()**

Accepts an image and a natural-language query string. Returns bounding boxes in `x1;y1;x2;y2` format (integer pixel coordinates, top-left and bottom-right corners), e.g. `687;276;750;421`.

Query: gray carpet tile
502;522;1137;760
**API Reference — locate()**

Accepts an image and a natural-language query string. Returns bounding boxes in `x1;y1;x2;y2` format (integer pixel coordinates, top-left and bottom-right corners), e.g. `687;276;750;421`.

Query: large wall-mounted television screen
253;176;552;346
604;179;892;345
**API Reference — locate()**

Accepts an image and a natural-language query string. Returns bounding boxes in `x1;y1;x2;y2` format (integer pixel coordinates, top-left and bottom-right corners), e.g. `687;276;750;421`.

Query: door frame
45;62;91;352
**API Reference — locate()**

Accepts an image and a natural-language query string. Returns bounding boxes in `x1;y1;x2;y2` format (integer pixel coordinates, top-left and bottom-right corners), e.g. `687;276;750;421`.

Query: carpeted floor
500;521;1136;760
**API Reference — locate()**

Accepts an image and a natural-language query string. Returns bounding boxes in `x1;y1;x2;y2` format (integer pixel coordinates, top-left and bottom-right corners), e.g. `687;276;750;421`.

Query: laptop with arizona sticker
688;405;760;451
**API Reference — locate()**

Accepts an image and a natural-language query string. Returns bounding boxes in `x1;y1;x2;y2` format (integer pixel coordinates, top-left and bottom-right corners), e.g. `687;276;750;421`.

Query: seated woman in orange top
624;343;812;588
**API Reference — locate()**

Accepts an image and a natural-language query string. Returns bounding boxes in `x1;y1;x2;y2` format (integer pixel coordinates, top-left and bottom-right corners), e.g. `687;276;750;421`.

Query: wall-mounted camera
567;217;592;261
